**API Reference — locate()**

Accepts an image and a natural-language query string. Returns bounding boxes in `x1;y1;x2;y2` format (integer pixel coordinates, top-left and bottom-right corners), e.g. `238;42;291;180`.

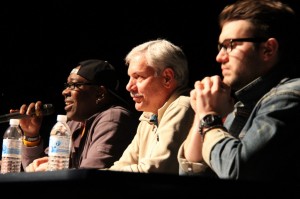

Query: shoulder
261;77;300;103
171;95;191;107
280;77;300;89
95;105;137;122
103;105;132;114
67;121;82;132
272;77;300;94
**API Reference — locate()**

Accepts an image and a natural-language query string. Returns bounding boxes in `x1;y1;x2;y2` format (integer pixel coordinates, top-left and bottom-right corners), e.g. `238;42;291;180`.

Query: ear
96;85;107;96
261;38;278;60
162;68;175;88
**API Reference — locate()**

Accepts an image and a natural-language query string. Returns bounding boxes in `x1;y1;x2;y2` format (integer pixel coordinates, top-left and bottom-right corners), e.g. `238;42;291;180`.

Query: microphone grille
42;104;55;115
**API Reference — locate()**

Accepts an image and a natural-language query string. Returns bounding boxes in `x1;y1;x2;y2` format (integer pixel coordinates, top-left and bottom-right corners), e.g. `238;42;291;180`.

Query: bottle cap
10;119;20;126
57;115;67;122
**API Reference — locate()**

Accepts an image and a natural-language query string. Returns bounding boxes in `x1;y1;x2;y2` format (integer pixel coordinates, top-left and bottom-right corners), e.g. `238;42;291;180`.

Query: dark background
0;0;299;142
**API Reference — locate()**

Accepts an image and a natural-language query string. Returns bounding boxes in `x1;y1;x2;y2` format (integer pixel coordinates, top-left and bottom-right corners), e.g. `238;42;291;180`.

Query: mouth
130;92;143;103
64;101;73;111
130;92;143;98
221;67;230;76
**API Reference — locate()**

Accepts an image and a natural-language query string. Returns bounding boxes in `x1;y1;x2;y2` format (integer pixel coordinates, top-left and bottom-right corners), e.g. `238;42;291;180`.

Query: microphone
0;104;55;124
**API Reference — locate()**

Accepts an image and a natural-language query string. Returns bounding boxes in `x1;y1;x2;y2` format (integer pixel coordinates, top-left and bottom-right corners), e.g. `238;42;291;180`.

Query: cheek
136;79;152;92
75;91;93;103
70;90;79;99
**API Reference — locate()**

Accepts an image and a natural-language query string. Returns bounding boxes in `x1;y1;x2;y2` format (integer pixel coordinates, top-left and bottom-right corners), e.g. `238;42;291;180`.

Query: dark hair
219;0;299;72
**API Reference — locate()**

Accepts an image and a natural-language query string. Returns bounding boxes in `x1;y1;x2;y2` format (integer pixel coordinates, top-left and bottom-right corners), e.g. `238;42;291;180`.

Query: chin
135;106;143;112
222;77;231;86
66;112;75;120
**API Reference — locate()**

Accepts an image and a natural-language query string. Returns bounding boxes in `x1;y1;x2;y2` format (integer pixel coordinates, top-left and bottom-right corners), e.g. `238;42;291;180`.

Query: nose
62;87;70;97
216;49;229;63
126;78;134;92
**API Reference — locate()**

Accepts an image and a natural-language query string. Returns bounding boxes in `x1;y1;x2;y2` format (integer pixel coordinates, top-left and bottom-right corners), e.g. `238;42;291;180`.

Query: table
0;169;299;198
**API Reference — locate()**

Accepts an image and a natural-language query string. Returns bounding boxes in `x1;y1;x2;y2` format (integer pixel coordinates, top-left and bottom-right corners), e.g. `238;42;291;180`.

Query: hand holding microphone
0;103;55;123
3;101;55;139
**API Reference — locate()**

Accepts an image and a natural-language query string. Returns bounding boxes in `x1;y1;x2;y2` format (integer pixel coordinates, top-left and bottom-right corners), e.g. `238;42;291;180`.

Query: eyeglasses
218;37;268;54
64;82;96;90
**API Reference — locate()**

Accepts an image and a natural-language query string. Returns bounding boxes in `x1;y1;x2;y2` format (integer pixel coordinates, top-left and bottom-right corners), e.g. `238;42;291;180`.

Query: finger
190;89;196;100
35;101;45;117
210;76;223;92
26;103;36;115
35;101;43;111
19;104;28;115
25;163;35;172
9;109;19;114
201;77;213;92
35;162;48;172
38;156;49;163
194;80;203;89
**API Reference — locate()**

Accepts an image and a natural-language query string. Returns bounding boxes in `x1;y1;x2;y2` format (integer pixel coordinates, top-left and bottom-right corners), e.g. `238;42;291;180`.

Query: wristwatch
199;114;223;138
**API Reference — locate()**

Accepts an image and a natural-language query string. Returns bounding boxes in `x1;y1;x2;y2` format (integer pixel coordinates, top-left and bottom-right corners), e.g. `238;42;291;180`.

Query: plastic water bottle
1;119;23;174
47;115;72;171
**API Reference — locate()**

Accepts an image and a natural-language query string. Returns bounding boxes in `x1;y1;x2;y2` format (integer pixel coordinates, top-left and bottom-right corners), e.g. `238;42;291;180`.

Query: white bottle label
48;136;71;157
1;139;22;158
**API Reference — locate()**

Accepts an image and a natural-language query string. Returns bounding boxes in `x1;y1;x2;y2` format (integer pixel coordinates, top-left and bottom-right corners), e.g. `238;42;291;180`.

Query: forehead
219;20;255;41
67;71;87;82
127;54;156;76
70;68;79;74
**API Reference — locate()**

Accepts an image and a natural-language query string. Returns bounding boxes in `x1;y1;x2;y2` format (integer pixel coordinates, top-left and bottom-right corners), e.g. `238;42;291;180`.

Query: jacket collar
140;86;191;125
235;67;285;104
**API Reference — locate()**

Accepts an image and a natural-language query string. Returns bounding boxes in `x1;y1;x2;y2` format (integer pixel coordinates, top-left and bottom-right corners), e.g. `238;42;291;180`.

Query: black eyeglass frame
63;82;97;90
218;37;268;53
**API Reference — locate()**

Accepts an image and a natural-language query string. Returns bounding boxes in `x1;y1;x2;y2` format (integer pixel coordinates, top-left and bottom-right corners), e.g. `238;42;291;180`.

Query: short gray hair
125;39;189;87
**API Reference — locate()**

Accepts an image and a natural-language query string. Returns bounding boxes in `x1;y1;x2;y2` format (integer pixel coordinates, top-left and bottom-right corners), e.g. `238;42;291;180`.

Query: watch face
199;114;223;136
201;114;222;127
206;115;215;123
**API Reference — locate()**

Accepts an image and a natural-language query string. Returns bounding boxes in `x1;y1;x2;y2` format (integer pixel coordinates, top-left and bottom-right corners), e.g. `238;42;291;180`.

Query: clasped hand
190;75;234;120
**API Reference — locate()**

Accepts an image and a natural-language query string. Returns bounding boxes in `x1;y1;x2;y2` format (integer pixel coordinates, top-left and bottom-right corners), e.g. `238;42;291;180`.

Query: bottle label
48;135;71;156
1;139;22;158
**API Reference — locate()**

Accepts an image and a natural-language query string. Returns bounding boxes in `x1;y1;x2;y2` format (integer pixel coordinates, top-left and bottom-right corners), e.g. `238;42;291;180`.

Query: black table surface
0;169;299;198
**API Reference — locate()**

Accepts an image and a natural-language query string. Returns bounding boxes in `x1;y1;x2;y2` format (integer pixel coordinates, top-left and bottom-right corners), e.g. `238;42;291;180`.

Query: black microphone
0;104;55;124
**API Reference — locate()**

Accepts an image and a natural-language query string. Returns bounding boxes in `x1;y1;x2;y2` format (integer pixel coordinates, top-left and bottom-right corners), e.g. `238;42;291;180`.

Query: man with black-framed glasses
17;59;139;171
179;0;300;182
218;37;268;54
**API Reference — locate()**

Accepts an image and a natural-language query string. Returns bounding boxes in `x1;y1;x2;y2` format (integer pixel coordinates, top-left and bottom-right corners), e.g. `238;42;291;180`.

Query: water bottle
47;114;72;171
1;119;23;174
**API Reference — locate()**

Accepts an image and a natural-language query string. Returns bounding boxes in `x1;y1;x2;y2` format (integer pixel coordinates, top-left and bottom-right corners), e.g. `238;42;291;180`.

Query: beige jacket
108;88;194;174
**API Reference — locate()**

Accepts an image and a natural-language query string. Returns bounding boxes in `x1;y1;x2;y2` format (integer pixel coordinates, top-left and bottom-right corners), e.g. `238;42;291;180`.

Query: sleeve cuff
202;128;233;167
178;142;208;174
